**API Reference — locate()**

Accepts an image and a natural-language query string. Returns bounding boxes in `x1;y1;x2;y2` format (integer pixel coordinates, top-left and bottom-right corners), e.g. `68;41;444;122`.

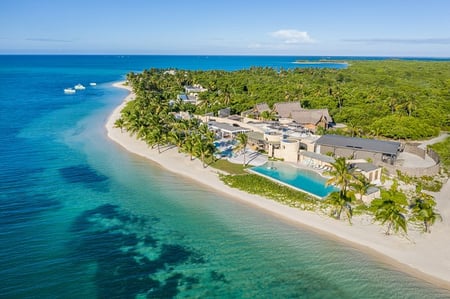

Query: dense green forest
125;60;450;140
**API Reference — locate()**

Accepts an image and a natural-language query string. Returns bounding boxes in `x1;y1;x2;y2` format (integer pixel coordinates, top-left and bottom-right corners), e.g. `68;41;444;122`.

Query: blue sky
1;0;449;56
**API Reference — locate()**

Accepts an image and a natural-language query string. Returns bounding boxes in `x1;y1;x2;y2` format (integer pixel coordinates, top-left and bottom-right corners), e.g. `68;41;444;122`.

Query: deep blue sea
1;55;449;298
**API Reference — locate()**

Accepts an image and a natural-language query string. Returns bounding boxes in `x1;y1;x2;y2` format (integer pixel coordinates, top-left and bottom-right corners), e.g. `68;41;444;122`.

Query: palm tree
371;198;407;235
198;123;215;143
114;118;125;133
325;191;354;223
387;96;398;114
351;173;373;202
145;125;165;153
181;134;196;160
325;157;354;195
168;129;184;152
410;193;442;233
193;134;216;168
234;133;248;166
325;157;356;223
260;110;277;121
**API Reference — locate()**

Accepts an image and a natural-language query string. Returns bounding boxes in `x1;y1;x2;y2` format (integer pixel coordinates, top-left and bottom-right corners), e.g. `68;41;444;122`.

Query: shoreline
106;82;450;290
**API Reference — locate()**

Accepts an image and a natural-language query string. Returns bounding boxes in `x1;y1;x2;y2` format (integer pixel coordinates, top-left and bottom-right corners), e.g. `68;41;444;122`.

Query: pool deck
227;149;268;166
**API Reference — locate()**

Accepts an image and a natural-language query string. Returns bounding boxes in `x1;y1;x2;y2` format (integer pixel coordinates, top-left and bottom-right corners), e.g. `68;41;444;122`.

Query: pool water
214;139;237;157
250;162;337;198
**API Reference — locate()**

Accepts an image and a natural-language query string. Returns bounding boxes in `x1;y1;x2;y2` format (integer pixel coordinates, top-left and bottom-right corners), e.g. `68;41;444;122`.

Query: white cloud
271;29;314;44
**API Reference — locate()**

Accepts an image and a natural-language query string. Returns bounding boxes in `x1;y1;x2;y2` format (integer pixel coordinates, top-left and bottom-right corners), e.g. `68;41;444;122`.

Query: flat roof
316;135;400;156
354;162;380;172
247;131;265;141
301;151;336;163
208;121;251;134
367;186;380;195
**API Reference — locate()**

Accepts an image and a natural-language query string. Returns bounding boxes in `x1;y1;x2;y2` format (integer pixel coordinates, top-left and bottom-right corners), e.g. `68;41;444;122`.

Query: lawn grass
209;158;249;175
220;173;319;210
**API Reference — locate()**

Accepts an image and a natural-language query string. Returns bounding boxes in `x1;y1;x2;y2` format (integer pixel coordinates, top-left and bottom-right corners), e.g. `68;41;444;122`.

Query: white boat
89;82;97;86
64;88;76;94
74;84;86;90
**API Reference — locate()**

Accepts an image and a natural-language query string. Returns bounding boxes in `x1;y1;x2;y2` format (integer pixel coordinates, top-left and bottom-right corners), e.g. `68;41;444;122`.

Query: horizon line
0;53;449;59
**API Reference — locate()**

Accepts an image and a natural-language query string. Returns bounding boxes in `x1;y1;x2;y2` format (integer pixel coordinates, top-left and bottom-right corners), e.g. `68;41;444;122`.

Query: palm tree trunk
386;222;392;235
337;206;342;220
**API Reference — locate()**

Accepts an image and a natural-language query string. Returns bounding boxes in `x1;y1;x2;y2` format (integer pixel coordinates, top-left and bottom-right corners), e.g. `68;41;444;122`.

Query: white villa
184;84;207;93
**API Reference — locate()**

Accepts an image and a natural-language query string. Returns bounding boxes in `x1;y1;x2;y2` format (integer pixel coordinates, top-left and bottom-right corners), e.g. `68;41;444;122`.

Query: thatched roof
291;109;332;125
255;103;270;113
273;102;302;118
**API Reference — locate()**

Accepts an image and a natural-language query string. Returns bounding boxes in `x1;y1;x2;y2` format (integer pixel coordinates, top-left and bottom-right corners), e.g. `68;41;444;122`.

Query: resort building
255;103;271;114
274;139;300;163
184;84;207;93
299;151;335;169
315;135;401;165
247;131;266;151
241;102;271;119
273;102;302;118
218;107;231;118
290;109;333;132
172;111;193;120
178;93;199;105
360;187;381;204
208;121;250;139
352;162;382;184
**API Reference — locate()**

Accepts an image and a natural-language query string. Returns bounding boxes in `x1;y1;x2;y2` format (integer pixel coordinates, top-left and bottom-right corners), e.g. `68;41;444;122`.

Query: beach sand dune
107;82;450;290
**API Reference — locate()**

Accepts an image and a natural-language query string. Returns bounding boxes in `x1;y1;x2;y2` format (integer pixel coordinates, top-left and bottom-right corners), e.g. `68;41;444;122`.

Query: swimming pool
249;162;337;198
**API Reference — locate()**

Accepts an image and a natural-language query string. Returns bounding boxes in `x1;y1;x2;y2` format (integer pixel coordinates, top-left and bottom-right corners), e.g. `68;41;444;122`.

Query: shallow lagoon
1;55;449;298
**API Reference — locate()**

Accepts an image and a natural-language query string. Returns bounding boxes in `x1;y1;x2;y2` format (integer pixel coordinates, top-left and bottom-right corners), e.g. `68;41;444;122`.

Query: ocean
0;55;449;298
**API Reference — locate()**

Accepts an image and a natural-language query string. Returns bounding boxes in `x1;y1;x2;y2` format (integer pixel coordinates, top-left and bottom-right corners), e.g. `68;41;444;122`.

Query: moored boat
89;82;97;86
74;84;86;90
64;88;76;94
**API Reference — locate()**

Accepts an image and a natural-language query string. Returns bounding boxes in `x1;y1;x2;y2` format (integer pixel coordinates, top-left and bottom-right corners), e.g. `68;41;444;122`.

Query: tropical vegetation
369;184;409;235
409;192;442;233
221;174;318;210
324;157;356;223
118;61;447;237
126;60;450;140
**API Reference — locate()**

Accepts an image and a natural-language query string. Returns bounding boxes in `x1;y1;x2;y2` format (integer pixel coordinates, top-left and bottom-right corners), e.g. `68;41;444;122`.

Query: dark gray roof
366;187;380;195
316;135;400;156
354;162;380;172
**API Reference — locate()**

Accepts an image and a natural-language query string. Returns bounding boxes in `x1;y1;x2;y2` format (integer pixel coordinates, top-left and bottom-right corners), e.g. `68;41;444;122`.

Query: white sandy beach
107;82;450;289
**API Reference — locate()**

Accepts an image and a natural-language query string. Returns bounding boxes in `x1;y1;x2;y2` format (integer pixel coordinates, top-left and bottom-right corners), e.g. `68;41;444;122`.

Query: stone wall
404;143;426;159
318;145;383;163
381;161;441;177
427;148;441;163
382;144;441;177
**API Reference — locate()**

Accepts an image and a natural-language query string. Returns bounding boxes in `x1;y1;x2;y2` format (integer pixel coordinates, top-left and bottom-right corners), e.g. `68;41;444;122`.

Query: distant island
294;60;348;66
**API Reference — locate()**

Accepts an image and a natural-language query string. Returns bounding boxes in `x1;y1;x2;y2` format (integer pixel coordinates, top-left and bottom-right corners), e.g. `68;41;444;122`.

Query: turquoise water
251;162;338;198
1;55;450;298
